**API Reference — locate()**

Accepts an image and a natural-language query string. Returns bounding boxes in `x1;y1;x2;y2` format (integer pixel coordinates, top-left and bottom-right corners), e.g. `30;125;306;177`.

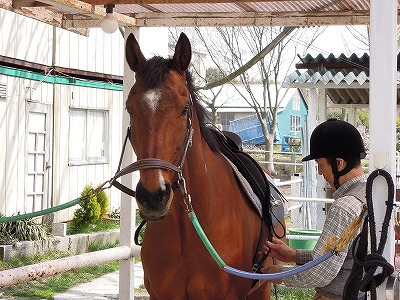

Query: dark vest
315;181;366;299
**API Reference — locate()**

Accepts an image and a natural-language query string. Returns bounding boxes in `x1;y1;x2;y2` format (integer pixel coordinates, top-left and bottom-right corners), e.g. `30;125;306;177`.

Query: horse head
125;32;193;221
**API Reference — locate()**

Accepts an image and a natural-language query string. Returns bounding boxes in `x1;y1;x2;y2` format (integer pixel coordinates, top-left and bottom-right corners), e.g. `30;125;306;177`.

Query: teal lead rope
187;210;334;280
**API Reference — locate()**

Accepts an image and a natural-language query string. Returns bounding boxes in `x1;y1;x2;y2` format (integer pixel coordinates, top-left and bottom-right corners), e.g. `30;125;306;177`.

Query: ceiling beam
12;0;48;8
36;0;137;27
84;0;307;4
128;12;370;27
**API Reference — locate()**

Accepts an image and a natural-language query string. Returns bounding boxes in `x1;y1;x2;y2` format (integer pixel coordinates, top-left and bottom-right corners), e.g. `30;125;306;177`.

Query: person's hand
261;237;297;263
260;264;283;284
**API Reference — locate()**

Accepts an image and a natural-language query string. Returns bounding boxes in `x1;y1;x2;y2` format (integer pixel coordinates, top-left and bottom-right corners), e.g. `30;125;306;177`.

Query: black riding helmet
302;119;366;188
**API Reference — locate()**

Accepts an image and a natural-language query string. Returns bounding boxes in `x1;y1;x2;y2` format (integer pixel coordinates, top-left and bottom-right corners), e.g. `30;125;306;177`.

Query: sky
304;25;369;57
278;25;369;80
136;25;370;83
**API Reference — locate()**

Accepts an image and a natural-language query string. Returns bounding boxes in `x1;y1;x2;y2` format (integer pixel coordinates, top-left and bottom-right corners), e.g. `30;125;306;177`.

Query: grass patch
0;241;120;299
273;285;315;299
67;218;120;235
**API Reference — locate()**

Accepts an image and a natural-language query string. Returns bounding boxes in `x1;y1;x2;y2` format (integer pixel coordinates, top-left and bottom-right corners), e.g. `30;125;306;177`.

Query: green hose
188;211;226;268
0;197;81;223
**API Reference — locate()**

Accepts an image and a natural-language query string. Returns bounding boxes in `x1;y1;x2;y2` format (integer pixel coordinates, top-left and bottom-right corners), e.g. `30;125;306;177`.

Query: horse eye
181;106;189;117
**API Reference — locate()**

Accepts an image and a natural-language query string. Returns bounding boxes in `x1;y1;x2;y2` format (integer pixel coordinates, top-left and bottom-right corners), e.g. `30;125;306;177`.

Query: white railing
0;245;140;288
245;148;303;174
0;193;140;299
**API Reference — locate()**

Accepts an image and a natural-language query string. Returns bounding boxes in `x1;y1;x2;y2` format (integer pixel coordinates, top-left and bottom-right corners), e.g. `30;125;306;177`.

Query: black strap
343;169;395;300
134;219;147;246
329;157;357;189
358;169;395;299
111;180;136;197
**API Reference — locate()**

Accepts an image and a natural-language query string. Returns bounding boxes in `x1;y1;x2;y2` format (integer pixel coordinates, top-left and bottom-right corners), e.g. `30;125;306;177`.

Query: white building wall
0;8;125;222
0;9;53;65
52;85;123;222
0;73;54;216
55;27;124;75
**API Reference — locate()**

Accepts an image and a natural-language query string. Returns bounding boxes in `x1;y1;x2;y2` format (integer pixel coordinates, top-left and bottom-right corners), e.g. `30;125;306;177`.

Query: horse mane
138;56;222;153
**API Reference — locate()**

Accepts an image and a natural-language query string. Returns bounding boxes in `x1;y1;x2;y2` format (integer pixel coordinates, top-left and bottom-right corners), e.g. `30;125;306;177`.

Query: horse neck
178;116;226;213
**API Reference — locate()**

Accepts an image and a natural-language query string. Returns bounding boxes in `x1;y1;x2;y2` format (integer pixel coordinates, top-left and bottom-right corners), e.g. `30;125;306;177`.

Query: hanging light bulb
101;4;118;34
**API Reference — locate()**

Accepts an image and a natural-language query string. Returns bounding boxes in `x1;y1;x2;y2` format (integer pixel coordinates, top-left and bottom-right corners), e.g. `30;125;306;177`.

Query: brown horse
125;32;286;299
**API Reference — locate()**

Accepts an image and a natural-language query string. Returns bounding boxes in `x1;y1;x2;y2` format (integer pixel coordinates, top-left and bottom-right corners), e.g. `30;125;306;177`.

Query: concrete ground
52;262;149;300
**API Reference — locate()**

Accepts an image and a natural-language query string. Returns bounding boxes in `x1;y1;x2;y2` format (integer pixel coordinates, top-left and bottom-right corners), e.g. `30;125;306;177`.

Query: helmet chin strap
329;157;357;189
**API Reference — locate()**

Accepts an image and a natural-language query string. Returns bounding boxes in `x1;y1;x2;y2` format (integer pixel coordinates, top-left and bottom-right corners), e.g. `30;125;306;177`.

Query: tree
194;26;325;174
169;26;324;174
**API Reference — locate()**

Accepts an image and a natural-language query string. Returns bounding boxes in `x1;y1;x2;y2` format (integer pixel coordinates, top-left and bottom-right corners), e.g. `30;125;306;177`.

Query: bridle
106;93;195;211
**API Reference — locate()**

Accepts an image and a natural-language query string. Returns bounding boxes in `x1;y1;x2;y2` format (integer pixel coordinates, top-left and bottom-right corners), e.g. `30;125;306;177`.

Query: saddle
214;130;276;227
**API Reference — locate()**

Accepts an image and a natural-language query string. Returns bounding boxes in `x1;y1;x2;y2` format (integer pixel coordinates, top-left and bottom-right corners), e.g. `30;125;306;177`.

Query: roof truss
1;0;395;32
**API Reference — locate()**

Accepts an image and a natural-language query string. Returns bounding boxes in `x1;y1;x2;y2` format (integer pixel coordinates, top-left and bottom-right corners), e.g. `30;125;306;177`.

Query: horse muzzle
135;181;172;221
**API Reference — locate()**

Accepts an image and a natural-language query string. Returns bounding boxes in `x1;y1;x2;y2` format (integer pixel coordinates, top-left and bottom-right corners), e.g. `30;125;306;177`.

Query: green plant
67;218;120;235
70;185;110;231
108;207;120;219
274;285;315;299
0;213;50;244
96;189;109;217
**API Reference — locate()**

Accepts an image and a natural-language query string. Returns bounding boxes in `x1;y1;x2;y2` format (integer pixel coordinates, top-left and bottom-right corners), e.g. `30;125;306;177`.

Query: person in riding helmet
262;118;367;300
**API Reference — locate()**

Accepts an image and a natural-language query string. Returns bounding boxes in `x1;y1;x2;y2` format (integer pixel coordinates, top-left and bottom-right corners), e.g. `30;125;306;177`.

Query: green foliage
0;213;50;244
357;109;369;127
327;110;343;120
70;185;110;230
88;241;119;252
67;219;120;235
108;207;120;219
274;285;315;299
96;189;109;217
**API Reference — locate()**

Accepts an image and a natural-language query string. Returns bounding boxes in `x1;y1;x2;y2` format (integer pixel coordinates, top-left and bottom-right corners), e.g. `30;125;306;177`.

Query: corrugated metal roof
0;0;395;33
283;52;400;105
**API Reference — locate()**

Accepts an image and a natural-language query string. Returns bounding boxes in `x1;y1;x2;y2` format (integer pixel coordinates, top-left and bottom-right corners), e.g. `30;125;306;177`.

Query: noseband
108;95;195;211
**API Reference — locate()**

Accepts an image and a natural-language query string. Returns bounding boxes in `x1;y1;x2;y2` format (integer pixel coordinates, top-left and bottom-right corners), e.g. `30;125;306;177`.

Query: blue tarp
228;115;281;146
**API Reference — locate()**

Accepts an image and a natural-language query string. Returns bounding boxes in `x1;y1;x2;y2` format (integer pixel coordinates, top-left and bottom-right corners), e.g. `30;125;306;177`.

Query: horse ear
172;33;192;73
125;33;146;72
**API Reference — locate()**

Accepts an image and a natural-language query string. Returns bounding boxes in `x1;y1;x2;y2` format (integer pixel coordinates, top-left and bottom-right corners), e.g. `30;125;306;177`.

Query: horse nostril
136;181;171;209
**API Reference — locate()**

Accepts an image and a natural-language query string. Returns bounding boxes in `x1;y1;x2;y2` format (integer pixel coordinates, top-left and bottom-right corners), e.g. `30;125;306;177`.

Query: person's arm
263;199;357;288
261;238;313;283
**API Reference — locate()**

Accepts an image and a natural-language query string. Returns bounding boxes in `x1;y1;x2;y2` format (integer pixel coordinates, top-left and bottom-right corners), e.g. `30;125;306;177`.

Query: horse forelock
136;56;170;89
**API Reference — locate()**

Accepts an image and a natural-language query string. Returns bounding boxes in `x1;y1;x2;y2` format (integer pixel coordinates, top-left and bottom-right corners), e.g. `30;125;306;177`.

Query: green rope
0;197;81;223
188;211;226;268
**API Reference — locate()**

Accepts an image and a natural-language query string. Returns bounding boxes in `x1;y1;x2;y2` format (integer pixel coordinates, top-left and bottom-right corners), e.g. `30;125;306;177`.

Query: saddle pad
226;157;287;226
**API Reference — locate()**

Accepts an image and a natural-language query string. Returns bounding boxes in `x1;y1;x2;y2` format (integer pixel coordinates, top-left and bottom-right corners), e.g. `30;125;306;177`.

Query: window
290;115;301;132
69;108;108;164
292;97;300;111
217;112;235;130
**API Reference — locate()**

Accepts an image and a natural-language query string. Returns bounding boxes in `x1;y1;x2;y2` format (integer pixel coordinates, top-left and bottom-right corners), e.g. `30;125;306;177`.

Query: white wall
0;74;54;216
55;27;124;75
0;9;53;65
0;9;125;222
